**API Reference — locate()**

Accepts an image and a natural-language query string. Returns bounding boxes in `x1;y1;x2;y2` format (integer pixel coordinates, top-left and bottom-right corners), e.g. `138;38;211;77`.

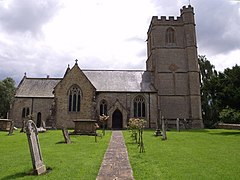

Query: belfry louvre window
165;27;176;44
100;100;107;115
134;96;146;117
68;85;81;112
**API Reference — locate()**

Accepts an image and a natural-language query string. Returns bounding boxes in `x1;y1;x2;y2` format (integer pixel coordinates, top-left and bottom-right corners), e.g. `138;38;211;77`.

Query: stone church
10;5;203;129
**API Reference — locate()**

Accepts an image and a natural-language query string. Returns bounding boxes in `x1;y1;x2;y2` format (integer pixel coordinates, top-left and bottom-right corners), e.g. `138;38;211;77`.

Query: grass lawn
0;130;111;180
123;129;240;180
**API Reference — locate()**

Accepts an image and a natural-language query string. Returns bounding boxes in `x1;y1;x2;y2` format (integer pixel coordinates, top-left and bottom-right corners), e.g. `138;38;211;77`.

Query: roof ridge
82;69;146;72
25;77;62;80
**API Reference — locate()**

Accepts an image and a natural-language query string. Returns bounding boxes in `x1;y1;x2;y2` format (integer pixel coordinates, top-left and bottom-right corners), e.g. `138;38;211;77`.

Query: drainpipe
31;98;34;115
148;93;151;128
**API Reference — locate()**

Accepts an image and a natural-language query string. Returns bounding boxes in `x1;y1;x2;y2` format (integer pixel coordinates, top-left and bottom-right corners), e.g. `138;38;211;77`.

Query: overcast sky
0;0;240;84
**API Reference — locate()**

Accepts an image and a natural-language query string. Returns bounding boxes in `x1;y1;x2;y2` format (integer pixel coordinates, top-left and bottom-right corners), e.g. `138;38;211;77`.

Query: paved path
96;131;134;180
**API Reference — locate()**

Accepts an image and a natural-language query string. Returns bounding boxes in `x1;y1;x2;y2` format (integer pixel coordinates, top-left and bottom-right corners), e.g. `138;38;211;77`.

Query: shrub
219;108;240;124
128;118;146;153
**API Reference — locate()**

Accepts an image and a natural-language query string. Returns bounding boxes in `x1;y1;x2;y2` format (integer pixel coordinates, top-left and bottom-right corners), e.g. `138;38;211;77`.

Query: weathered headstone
8;120;14;135
26;120;46;175
62;127;71;144
162;117;167;140
42;120;46;129
20;119;26;133
155;109;161;136
176;118;180;132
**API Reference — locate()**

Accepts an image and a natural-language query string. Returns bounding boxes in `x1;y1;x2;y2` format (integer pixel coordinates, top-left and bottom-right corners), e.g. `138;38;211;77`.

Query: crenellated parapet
147;15;182;34
148;5;195;34
150;15;183;25
180;5;194;14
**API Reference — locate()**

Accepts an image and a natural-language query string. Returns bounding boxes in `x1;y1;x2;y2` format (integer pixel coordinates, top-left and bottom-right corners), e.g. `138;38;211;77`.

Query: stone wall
96;92;158;128
146;5;203;128
54;64;96;128
10;97;53;128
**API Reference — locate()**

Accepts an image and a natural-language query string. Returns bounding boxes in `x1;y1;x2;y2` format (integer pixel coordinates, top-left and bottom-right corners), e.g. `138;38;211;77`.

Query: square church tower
146;5;203;128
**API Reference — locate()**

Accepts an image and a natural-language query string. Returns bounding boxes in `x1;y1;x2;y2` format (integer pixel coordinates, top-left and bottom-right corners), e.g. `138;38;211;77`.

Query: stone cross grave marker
62;127;71;144
26;120;46;175
8;120;14;135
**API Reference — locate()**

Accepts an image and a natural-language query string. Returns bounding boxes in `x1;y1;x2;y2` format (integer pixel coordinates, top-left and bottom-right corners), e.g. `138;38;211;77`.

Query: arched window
134;96;146;118
22;108;26;118
100;100;108;115
165;27;175;45
26;107;30;116
68;85;81;112
22;107;30;118
37;112;42;128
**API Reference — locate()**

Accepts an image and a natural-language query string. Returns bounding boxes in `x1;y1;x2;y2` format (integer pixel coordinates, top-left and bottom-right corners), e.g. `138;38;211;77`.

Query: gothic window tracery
165;27;176;45
100;100;107;115
68;85;81;112
134;95;146;118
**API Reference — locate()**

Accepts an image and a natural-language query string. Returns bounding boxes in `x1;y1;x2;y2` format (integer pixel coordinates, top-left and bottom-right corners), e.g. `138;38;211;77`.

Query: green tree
199;55;240;126
0;77;15;118
217;65;240;110
198;55;220;127
217;65;240;124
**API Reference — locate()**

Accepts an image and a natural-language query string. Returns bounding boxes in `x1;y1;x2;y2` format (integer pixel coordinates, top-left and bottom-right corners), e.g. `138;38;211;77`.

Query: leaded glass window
134;96;146;117
100;100;107;115
68;85;81;112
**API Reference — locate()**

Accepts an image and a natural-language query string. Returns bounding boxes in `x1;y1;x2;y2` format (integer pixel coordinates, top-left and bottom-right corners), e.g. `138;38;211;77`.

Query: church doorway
112;109;123;129
36;112;42;128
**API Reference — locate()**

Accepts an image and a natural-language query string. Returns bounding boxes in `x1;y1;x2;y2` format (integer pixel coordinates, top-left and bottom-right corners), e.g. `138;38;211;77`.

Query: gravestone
20;119;26;133
62;127;71;144
176;118;180;132
42;120;46;129
8;120;14;135
155;109;161;136
162;117;167;140
26;120;46;175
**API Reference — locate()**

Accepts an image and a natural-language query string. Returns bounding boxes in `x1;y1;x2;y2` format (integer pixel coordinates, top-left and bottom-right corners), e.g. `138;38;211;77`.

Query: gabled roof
15;78;61;98
15;70;156;98
83;70;155;92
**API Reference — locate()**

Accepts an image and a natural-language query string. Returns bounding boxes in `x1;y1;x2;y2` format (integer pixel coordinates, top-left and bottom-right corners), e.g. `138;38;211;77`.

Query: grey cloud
0;39;72;84
151;0;240;56
0;0;61;35
195;0;240;55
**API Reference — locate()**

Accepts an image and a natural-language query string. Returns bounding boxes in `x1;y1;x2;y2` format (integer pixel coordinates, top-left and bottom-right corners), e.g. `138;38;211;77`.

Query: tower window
68;85;81;112
134;95;146;118
100;100;108;115
165;27;176;45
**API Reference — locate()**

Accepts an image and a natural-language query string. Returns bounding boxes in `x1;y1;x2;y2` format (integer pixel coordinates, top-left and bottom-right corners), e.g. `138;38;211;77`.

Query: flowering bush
99;114;109;136
128;118;146;153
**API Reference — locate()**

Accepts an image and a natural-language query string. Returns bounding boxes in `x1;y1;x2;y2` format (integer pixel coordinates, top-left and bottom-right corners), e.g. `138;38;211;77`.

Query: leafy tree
0;77;15;118
217;65;240;124
219;107;240;124
217;65;240;110
198;55;220;127
199;55;240;127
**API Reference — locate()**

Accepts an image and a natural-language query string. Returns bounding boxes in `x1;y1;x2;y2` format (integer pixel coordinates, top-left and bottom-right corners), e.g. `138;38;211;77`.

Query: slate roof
15;70;156;98
83;70;155;92
15;78;61;98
